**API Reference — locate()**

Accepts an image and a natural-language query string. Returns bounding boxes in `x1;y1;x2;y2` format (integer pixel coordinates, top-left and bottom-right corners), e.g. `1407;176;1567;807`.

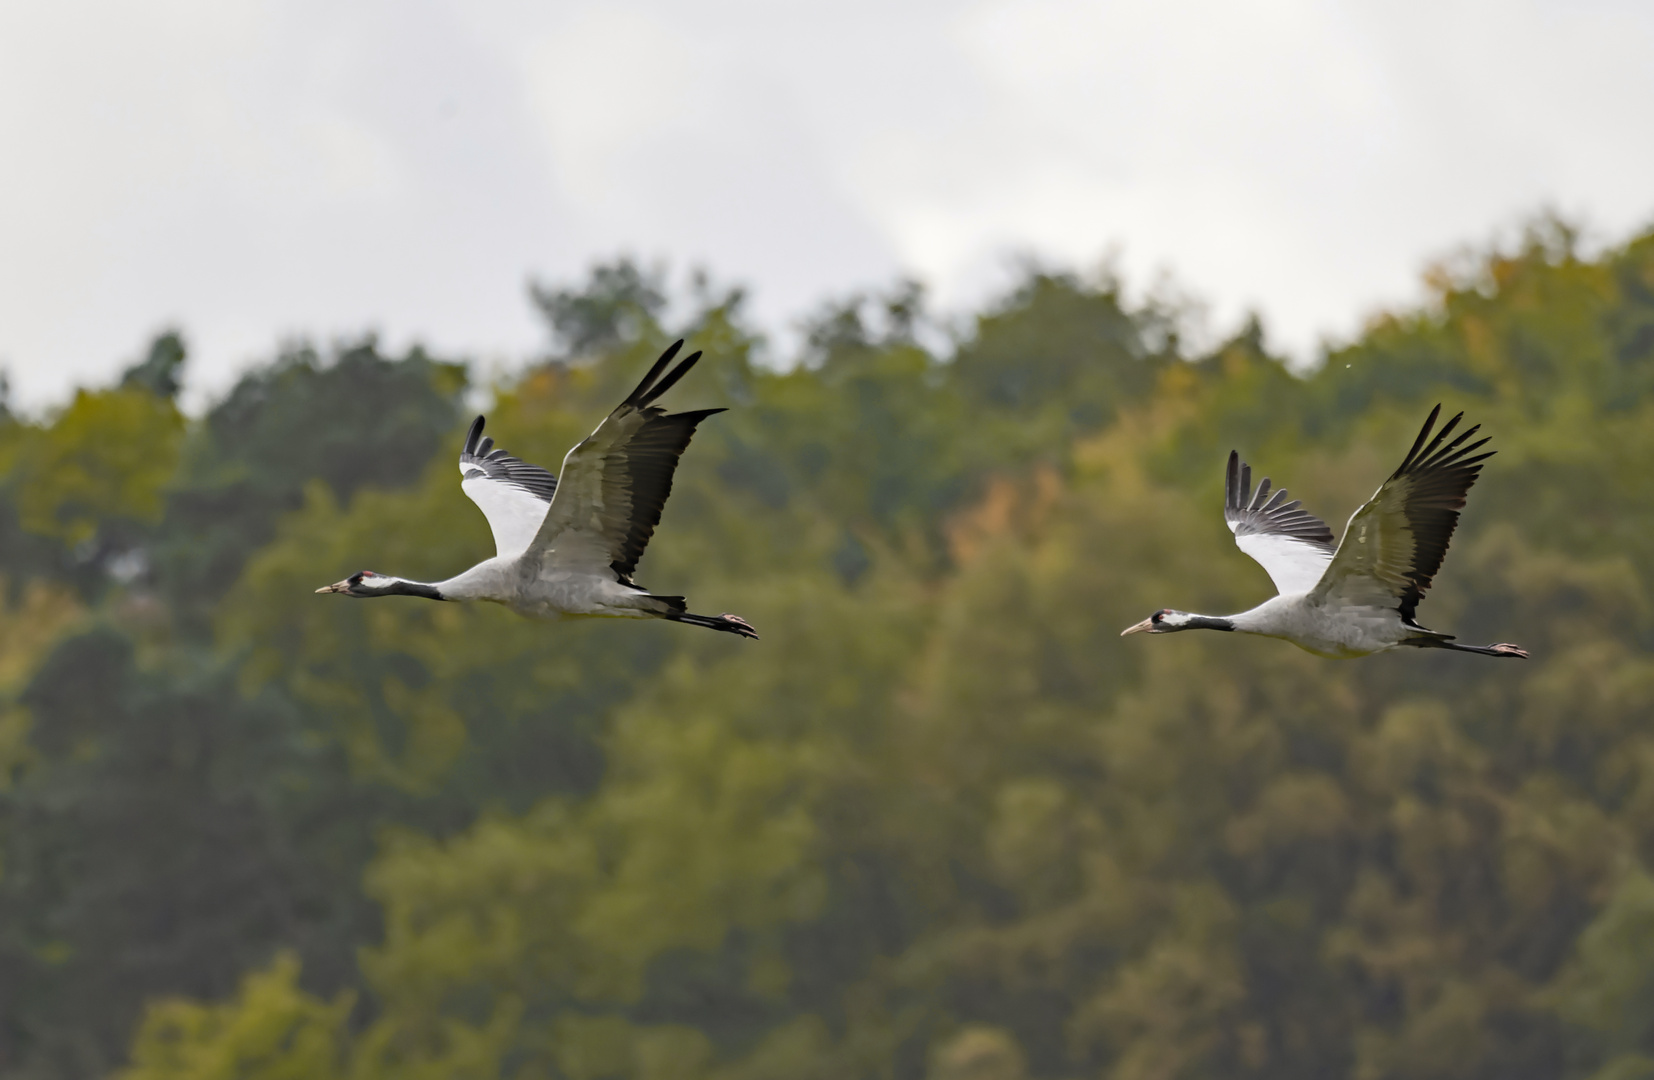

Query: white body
1226;593;1417;658
436;557;671;621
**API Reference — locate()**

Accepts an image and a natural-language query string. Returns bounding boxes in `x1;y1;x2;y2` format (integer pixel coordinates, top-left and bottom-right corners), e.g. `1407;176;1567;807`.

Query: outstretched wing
526;340;724;582
458;416;560;560
1312;405;1494;623
1225;450;1336;595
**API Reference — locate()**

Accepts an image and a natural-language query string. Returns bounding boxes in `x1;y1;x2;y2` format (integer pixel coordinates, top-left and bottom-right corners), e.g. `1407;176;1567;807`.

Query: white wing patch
1223;450;1338;598
455;416;561;561
1231;528;1335;596
460;470;552;561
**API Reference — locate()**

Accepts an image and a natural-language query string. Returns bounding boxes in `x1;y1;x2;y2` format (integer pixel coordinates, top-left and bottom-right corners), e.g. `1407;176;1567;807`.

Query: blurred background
2;2;1654;1079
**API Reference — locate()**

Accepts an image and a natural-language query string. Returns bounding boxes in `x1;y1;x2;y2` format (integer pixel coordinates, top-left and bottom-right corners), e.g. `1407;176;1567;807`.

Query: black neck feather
1187;615;1234;632
387;579;446;601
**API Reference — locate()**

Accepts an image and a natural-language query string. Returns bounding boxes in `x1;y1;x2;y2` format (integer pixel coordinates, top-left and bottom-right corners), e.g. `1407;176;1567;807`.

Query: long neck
1181;614;1236;632
383;577;446;601
430;559;508;601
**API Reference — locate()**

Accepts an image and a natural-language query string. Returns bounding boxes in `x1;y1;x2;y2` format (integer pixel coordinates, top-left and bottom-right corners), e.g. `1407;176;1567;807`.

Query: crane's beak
1120;618;1157;636
316;580;351;594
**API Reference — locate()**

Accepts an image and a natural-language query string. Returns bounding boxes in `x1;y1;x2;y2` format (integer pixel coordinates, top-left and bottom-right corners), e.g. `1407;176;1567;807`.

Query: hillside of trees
2;218;1654;1079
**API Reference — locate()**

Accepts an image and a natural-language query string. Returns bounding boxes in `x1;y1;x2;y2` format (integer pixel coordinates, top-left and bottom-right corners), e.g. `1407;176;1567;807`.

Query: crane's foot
715;613;759;640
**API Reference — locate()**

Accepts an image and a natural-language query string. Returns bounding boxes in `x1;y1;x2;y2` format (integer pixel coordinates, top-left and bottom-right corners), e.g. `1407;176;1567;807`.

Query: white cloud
869;0;1654;351
517;9;705;205
0;0;1649;408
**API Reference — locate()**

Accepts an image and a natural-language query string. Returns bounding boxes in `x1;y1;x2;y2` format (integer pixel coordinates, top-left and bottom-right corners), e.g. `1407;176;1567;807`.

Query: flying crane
1122;406;1525;659
316;340;757;639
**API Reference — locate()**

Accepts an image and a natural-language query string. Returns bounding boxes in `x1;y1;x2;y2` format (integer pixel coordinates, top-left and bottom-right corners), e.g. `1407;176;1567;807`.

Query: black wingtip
641;350;704;407
1396;406;1501;479
1396;404;1444;475
464;415;486;456
624;340;687;408
1225;451;1240;512
1430;422;1481;463
1417;410;1465;463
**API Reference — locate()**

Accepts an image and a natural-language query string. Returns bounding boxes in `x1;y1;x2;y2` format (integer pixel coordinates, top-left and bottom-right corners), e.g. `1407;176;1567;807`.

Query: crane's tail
649;595;759;639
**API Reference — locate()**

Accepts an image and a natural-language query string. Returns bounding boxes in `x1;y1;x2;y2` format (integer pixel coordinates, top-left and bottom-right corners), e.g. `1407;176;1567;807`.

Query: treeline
1;219;1653;1079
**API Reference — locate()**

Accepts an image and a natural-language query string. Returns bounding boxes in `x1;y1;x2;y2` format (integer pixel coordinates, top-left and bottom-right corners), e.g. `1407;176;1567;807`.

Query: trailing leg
667;611;760;639
643;593;757;639
1404;637;1528;658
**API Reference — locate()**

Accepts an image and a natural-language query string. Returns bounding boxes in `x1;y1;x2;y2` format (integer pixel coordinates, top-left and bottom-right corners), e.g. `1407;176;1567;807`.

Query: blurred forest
2;218;1654;1080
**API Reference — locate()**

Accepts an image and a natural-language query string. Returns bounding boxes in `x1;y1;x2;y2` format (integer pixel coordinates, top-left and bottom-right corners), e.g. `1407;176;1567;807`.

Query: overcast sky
2;0;1651;410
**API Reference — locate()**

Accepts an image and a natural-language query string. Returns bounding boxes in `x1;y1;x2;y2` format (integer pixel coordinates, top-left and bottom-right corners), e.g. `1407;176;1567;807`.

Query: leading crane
316;340;757;639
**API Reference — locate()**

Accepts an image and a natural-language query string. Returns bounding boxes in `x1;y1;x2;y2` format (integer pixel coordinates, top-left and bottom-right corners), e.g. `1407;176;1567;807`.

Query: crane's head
1121;609;1193;635
315;570;397;598
1121;609;1235;636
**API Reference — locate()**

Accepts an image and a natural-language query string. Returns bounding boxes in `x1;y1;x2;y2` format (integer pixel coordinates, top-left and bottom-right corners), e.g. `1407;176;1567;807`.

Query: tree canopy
2;220;1654;1080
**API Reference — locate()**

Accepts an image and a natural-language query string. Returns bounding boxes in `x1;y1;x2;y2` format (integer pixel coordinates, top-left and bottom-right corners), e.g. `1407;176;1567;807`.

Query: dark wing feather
1382;404;1494;619
528;342;725;581
1223;450;1336;549
1314;405;1495;622
460;415;559;502
1221;449;1336;595
609;407;725;579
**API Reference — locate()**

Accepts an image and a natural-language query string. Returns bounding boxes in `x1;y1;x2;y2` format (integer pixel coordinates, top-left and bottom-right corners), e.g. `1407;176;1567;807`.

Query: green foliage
9;385;183;548
0;336;460;1077
4;224;1654;1080
122;953;353;1080
530;257;671;359
154;337;466;631
0;626;374;1075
